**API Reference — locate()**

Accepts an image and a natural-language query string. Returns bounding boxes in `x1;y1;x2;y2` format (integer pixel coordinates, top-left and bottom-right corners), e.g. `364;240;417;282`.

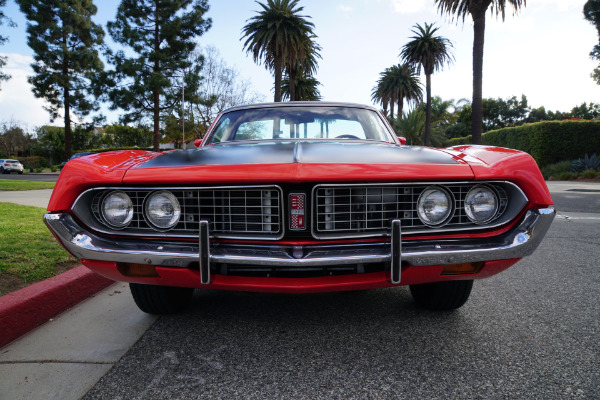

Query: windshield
207;106;394;144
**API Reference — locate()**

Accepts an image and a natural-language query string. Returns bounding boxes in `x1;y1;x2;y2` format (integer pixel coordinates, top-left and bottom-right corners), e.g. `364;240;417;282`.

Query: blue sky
0;0;598;129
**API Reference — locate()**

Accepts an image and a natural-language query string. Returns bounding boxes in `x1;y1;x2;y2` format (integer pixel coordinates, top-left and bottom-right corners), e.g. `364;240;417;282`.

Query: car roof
222;101;380;114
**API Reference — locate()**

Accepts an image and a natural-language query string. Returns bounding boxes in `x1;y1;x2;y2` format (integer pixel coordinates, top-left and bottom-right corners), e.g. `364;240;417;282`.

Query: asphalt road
80;184;600;400
0;172;59;182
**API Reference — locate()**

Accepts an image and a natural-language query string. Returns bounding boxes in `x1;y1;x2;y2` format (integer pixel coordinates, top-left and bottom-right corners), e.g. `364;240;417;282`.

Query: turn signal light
117;263;159;278
441;262;484;276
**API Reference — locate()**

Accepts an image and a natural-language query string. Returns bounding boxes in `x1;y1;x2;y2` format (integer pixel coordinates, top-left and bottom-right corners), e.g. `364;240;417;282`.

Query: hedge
446;121;600;166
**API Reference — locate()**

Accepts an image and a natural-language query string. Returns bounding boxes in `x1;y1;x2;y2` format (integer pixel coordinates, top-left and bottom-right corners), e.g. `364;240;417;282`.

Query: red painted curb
0;266;113;348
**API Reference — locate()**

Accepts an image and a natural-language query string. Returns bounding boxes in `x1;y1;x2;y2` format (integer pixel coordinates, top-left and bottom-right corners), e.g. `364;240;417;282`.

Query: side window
210;118;230;143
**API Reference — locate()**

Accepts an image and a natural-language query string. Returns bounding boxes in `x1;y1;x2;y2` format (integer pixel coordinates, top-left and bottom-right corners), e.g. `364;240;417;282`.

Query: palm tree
371;79;390;117
395;109;426;145
435;0;526;144
400;23;453;146
284;44;321;101
372;64;422;119
282;74;321;101
241;0;317;102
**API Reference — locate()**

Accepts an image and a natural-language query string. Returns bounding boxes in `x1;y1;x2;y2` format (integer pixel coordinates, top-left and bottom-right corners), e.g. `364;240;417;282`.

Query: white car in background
0;159;24;174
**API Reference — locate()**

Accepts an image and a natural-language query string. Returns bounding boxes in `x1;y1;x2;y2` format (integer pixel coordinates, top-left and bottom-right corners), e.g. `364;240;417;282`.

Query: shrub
579;169;600;179
571;153;600;173
447;121;600;167
18;156;48;170
550;172;578;181
540;160;571;180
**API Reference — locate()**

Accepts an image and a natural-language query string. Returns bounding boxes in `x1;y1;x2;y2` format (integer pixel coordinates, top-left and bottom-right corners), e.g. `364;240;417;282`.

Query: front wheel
409;280;473;311
129;283;194;315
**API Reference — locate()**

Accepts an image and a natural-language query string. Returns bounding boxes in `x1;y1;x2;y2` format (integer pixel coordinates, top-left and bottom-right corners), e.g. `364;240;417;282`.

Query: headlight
417;186;453;226
101;191;133;228
464;185;498;224
145;191;181;229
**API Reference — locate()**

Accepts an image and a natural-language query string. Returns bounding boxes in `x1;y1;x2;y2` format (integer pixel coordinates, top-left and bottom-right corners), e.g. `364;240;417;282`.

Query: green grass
0;202;76;295
0;179;56;191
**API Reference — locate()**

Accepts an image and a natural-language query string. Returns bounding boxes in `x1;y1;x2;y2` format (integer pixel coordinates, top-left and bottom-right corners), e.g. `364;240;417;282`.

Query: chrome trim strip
199;220;210;284
45;208;554;269
390;219;401;284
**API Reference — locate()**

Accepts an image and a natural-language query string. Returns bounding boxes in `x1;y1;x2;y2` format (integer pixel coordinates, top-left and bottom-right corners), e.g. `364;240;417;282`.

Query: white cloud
0;53;53;128
391;0;427;14
339;5;354;13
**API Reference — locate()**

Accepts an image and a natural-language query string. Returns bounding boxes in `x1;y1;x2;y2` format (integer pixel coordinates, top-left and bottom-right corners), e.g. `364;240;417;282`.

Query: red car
45;102;555;314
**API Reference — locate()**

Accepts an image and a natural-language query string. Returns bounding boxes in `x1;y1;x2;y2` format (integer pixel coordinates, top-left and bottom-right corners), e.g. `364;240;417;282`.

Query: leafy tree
584;0;600;83
103;124;153;147
400;23;454;146
0;0;16;89
106;0;211;151
241;0;317;102
16;0;105;158
0;122;32;157
33;126;66;164
569;102;600;119
480;95;528;130
179;46;264;139
435;0;526;144
372;64;422;120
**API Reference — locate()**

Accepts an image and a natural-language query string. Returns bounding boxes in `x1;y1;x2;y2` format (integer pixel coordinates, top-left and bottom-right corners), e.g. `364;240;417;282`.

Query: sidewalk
0;283;157;400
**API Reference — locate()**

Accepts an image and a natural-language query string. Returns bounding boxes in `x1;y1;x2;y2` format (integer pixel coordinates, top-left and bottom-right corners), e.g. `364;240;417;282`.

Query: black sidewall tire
409;280;474;311
129;283;194;315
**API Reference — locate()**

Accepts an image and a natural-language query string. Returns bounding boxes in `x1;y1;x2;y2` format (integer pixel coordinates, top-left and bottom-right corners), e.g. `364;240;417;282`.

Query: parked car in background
60;152;95;170
0;159;24;174
45;102;555;315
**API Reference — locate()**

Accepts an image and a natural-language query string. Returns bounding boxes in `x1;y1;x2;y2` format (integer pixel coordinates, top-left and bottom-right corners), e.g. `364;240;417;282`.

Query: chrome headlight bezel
464;184;499;224
416;186;454;227
100;190;134;229
144;190;181;230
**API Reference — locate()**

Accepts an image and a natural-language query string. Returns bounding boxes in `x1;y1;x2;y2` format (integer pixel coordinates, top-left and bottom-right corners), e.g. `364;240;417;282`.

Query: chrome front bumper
45;207;555;284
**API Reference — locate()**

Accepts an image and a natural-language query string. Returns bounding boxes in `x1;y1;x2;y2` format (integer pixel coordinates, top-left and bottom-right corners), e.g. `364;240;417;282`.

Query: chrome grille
90;186;283;239
313;183;509;238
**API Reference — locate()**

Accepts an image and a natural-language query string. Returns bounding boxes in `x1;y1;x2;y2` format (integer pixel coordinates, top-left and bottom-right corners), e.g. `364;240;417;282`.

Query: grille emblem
289;193;306;230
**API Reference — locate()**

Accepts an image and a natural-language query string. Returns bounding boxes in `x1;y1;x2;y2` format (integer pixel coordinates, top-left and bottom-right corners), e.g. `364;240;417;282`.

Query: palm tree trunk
398;97;404;118
289;68;297;101
471;10;486;145
424;73;432;146
274;55;283;102
390;95;395;120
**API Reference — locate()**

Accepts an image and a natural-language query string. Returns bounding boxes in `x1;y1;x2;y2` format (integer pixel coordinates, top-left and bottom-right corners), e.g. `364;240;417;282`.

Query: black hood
135;141;460;169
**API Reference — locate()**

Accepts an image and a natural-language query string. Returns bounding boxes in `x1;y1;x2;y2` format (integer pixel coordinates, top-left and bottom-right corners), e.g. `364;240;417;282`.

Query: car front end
45;103;555;313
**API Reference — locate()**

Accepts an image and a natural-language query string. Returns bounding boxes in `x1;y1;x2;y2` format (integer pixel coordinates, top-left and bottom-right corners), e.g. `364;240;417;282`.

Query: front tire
129;283;194;315
409;280;473;311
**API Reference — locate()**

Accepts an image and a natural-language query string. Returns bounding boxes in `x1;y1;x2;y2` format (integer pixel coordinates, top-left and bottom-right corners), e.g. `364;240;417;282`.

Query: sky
0;0;598;130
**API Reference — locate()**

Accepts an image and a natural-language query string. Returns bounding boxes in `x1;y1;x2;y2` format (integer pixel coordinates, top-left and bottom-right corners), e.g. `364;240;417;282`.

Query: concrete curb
0;266;113;348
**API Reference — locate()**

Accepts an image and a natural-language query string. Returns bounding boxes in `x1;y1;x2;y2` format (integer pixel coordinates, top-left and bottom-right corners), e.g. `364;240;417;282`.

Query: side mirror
398;136;407;145
194;138;203;148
